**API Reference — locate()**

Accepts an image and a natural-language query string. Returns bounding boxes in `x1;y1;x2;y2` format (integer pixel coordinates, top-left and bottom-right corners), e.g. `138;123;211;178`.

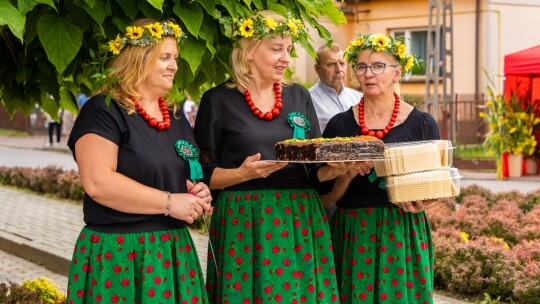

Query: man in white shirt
309;43;363;219
309;43;363;133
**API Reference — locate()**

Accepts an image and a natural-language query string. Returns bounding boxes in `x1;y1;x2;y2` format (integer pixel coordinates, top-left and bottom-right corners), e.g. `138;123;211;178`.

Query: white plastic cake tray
385;167;461;203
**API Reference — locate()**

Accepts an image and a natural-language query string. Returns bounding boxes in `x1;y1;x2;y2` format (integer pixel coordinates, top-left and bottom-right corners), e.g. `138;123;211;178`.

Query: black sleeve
67;95;127;159
193;89;222;186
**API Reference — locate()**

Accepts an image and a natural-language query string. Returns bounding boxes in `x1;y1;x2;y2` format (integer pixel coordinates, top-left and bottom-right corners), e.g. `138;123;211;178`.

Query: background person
183;93;198;127
317;33;440;303
45;108;64;147
309;43;362;133
65;19;212;303
309;43;363;219
194;10;340;303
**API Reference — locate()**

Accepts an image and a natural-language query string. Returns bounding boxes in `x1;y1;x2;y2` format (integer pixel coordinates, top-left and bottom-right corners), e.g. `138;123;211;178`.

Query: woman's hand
187;180;213;206
396;201;425;213
170;180;213;224
397;199;437;213
208;153;288;190
239;153;288;179
318;161;373;182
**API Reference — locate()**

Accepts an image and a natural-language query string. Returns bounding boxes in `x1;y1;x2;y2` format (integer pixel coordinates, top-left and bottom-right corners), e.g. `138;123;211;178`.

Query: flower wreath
108;21;186;55
344;32;418;74
225;13;309;43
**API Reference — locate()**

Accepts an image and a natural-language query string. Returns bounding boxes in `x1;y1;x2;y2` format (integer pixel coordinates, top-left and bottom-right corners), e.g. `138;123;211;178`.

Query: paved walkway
2;134;539;303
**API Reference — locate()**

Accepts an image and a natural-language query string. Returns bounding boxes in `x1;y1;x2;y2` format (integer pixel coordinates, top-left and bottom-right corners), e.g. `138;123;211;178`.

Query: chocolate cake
275;136;385;161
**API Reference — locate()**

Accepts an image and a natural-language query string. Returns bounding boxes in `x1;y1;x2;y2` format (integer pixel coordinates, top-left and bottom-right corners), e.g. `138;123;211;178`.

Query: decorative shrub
426;185;540;303
455;184;495;204
0;277;65;304
0;166;84;201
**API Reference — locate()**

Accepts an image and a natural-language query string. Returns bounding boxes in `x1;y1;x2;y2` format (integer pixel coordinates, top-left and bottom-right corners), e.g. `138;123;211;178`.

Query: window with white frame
391;29;428;76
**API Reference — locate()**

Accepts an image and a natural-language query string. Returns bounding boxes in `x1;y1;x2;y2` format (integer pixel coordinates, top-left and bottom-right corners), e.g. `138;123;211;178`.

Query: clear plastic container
385;167;461;203
374;140;454;176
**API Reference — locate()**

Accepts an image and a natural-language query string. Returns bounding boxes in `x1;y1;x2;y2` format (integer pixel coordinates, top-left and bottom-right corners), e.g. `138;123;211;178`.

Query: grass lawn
454;143;494;160
0;128;30;137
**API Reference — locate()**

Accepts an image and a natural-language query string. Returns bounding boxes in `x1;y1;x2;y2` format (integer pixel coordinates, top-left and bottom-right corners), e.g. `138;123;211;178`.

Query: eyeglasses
352;62;398;76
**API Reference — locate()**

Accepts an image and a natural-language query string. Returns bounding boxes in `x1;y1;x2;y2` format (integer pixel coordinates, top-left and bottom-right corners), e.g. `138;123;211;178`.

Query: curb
0;231;70;276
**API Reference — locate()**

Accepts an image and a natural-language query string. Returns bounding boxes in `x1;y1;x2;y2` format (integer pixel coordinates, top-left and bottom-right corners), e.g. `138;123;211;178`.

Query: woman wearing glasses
316;33;440;303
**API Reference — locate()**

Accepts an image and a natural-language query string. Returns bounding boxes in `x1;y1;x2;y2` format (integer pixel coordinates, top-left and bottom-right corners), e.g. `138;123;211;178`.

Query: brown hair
228;10;292;90
102;19;177;112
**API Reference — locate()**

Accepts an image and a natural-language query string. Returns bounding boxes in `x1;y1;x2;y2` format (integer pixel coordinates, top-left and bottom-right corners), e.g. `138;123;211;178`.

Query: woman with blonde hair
66;19;212;303
194;10;340;303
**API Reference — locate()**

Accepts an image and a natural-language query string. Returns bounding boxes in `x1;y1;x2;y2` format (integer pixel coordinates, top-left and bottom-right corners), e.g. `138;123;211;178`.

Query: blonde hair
102;19;177;112
228;10;292;90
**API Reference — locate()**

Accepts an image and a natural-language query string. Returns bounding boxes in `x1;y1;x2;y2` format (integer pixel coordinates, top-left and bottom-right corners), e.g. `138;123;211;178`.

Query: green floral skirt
331;207;434;303
66;226;207;303
205;188;339;303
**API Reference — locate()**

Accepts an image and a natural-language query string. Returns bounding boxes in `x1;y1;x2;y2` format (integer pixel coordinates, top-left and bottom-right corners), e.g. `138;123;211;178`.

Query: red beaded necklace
358;92;400;139
244;82;283;121
132;96;171;131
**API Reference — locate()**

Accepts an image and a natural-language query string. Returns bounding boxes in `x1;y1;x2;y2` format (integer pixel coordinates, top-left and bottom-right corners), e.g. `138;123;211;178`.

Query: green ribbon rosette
367;171;386;190
287;112;311;139
174;140;203;182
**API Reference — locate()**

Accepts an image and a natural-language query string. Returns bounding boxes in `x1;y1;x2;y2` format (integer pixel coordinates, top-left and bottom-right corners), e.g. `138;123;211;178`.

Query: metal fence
406;93;487;145
440;93;486;145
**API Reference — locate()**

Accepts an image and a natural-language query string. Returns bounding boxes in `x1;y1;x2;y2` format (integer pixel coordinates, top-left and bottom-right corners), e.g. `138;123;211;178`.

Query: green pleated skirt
205;188;339;303
66;226;208;303
331;206;434;303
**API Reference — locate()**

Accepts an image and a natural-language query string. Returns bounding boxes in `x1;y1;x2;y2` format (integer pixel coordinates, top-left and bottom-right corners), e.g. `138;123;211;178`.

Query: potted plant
480;86;508;179
503;110;538;177
481;75;540;179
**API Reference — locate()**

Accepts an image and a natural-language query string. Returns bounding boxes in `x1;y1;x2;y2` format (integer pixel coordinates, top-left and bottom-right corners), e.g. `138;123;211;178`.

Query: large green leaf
59;87;79;114
218;0;237;16
40;94;60;120
18;0;56;15
82;0;96;7
37;15;83;74
114;0;138;20
198;15;217;55
146;0;164;12
174;1;203;37
0;0;347;117
36;0;56;8
0;0;26;42
194;0;215;15
295;0;318;14
175;58;195;89
320;1;346;25
18;0;37;15
73;0;109;25
251;0;262;9
181;36;207;74
267;3;287;17
138;1;162;19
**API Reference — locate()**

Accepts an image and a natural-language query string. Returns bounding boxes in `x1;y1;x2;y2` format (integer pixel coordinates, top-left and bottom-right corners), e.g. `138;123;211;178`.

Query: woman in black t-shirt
66;19;212;303
316;33;440;303
194;10;341;303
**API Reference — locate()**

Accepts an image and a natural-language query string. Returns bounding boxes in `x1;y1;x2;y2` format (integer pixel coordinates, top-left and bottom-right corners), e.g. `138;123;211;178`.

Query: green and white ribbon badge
175;140;203;181
287;112;311;139
367;171;386;190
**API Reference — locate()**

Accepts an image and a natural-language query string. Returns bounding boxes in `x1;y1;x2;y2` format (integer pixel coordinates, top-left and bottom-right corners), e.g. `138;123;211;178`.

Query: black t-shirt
322;106;440;208
194;83;322;192
68;94;197;232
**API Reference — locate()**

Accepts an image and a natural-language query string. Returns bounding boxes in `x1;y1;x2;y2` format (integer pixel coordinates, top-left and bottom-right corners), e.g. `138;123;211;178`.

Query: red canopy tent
503;44;540;176
503;44;540;114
